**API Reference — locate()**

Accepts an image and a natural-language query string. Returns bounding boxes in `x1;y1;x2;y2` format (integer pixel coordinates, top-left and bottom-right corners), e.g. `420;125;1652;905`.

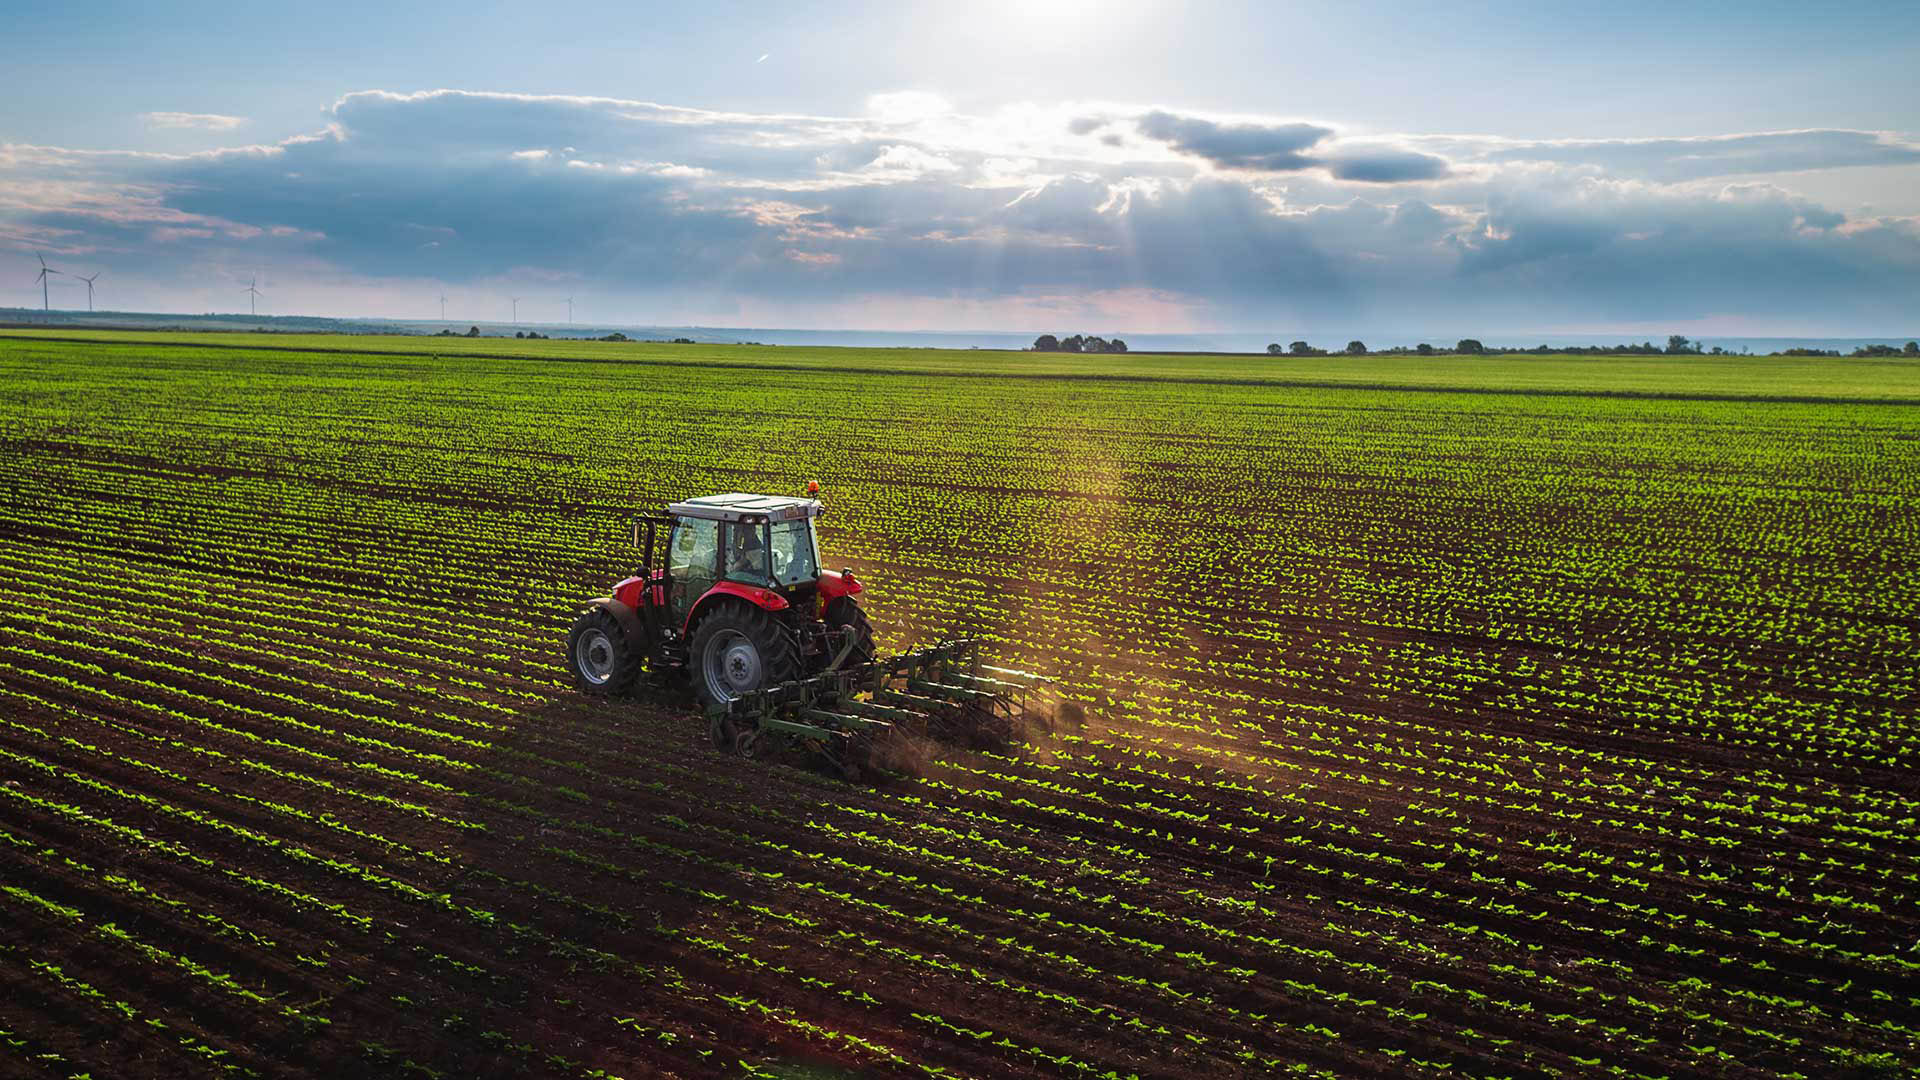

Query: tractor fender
583;596;644;645
685;581;788;637
817;569;863;601
612;576;647;611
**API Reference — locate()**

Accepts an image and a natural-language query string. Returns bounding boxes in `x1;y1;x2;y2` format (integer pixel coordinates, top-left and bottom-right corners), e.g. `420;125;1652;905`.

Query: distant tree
1288;340;1318;356
1110;338;1127;353
1852;344;1902;357
1415;343;1434;356
1906;341;1919;356
1667;334;1694;354
1345;340;1366;355
1082;336;1111;353
1455;339;1484;354
466;325;480;337
1034;334;1060;351
1060;335;1085;353
1267;343;1284;355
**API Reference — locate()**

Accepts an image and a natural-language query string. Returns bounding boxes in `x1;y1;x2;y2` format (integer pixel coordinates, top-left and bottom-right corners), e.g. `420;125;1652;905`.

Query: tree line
1031;334;1128;353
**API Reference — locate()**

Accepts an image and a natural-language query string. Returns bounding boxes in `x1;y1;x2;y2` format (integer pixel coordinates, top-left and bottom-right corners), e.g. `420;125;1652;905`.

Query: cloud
143;112;246;131
1324;145;1450;183
858;145;961;180
1135;110;1333;171
4;89;1918;333
1130;110;1449;184
1427;128;1920;182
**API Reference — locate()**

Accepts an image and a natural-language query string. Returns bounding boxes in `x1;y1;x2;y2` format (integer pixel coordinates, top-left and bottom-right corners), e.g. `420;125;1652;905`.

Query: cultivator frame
707;639;1058;779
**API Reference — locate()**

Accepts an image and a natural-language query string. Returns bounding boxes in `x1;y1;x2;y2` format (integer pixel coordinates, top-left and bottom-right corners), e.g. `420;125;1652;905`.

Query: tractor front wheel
566;607;641;695
690;603;797;707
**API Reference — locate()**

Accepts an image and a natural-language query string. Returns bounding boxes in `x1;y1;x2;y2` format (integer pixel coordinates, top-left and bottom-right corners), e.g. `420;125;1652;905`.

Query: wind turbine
511;296;520;324
78;271;101;312
243;275;263;317
439;293;447;321
566;296;574;324
33;253;61;311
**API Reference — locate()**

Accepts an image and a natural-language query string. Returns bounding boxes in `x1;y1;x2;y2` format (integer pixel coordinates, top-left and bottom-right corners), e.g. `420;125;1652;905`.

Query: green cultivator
706;639;1066;780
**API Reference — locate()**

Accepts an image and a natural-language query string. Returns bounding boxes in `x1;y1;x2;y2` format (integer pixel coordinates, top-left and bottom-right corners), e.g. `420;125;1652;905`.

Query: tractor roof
667;492;824;523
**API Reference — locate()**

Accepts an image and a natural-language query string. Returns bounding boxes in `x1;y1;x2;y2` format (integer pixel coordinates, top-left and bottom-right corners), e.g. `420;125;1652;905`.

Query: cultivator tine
800;707;892;735
979;663;1051;685
948;672;1040;694
713;637;1070;779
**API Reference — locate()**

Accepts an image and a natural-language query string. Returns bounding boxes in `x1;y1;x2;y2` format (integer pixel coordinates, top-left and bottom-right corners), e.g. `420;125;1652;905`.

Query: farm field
0;330;1916;1079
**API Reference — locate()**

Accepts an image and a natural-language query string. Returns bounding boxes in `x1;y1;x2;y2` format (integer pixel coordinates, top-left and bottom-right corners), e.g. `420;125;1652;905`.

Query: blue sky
4;1;1919;334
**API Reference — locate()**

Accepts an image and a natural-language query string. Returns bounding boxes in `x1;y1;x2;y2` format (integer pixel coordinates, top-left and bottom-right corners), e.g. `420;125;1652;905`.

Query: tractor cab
659;493;825;625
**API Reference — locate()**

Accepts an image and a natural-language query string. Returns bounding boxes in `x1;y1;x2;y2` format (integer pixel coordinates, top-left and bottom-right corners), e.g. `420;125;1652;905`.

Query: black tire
823;596;877;664
689;602;798;708
566;606;641;695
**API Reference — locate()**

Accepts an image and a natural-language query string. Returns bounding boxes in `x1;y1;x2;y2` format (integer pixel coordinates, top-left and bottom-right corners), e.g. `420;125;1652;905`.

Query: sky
3;0;1919;337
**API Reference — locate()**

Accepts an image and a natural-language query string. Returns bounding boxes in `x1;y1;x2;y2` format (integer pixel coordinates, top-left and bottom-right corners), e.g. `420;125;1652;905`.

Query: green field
7;327;1919;396
0;330;1916;1079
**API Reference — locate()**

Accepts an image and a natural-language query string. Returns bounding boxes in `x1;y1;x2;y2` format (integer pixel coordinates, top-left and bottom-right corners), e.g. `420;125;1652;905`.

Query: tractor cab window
722;521;771;585
769;518;818;587
668;517;720;622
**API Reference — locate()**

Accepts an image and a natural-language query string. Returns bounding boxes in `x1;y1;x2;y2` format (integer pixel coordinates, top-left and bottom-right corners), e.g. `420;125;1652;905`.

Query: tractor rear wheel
566;607;641;695
690;603;797;707
824;596;876;664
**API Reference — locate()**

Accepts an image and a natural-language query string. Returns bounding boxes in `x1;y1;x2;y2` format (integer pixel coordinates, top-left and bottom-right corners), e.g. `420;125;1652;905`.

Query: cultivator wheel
706;639;1073;780
733;729;765;760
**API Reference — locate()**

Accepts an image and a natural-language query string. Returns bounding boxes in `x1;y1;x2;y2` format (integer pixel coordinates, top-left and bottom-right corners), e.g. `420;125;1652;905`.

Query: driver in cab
728;525;768;580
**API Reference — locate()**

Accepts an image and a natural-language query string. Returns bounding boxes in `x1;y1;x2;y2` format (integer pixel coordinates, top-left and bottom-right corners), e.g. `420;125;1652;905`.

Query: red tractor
566;488;1063;776
566;489;874;705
